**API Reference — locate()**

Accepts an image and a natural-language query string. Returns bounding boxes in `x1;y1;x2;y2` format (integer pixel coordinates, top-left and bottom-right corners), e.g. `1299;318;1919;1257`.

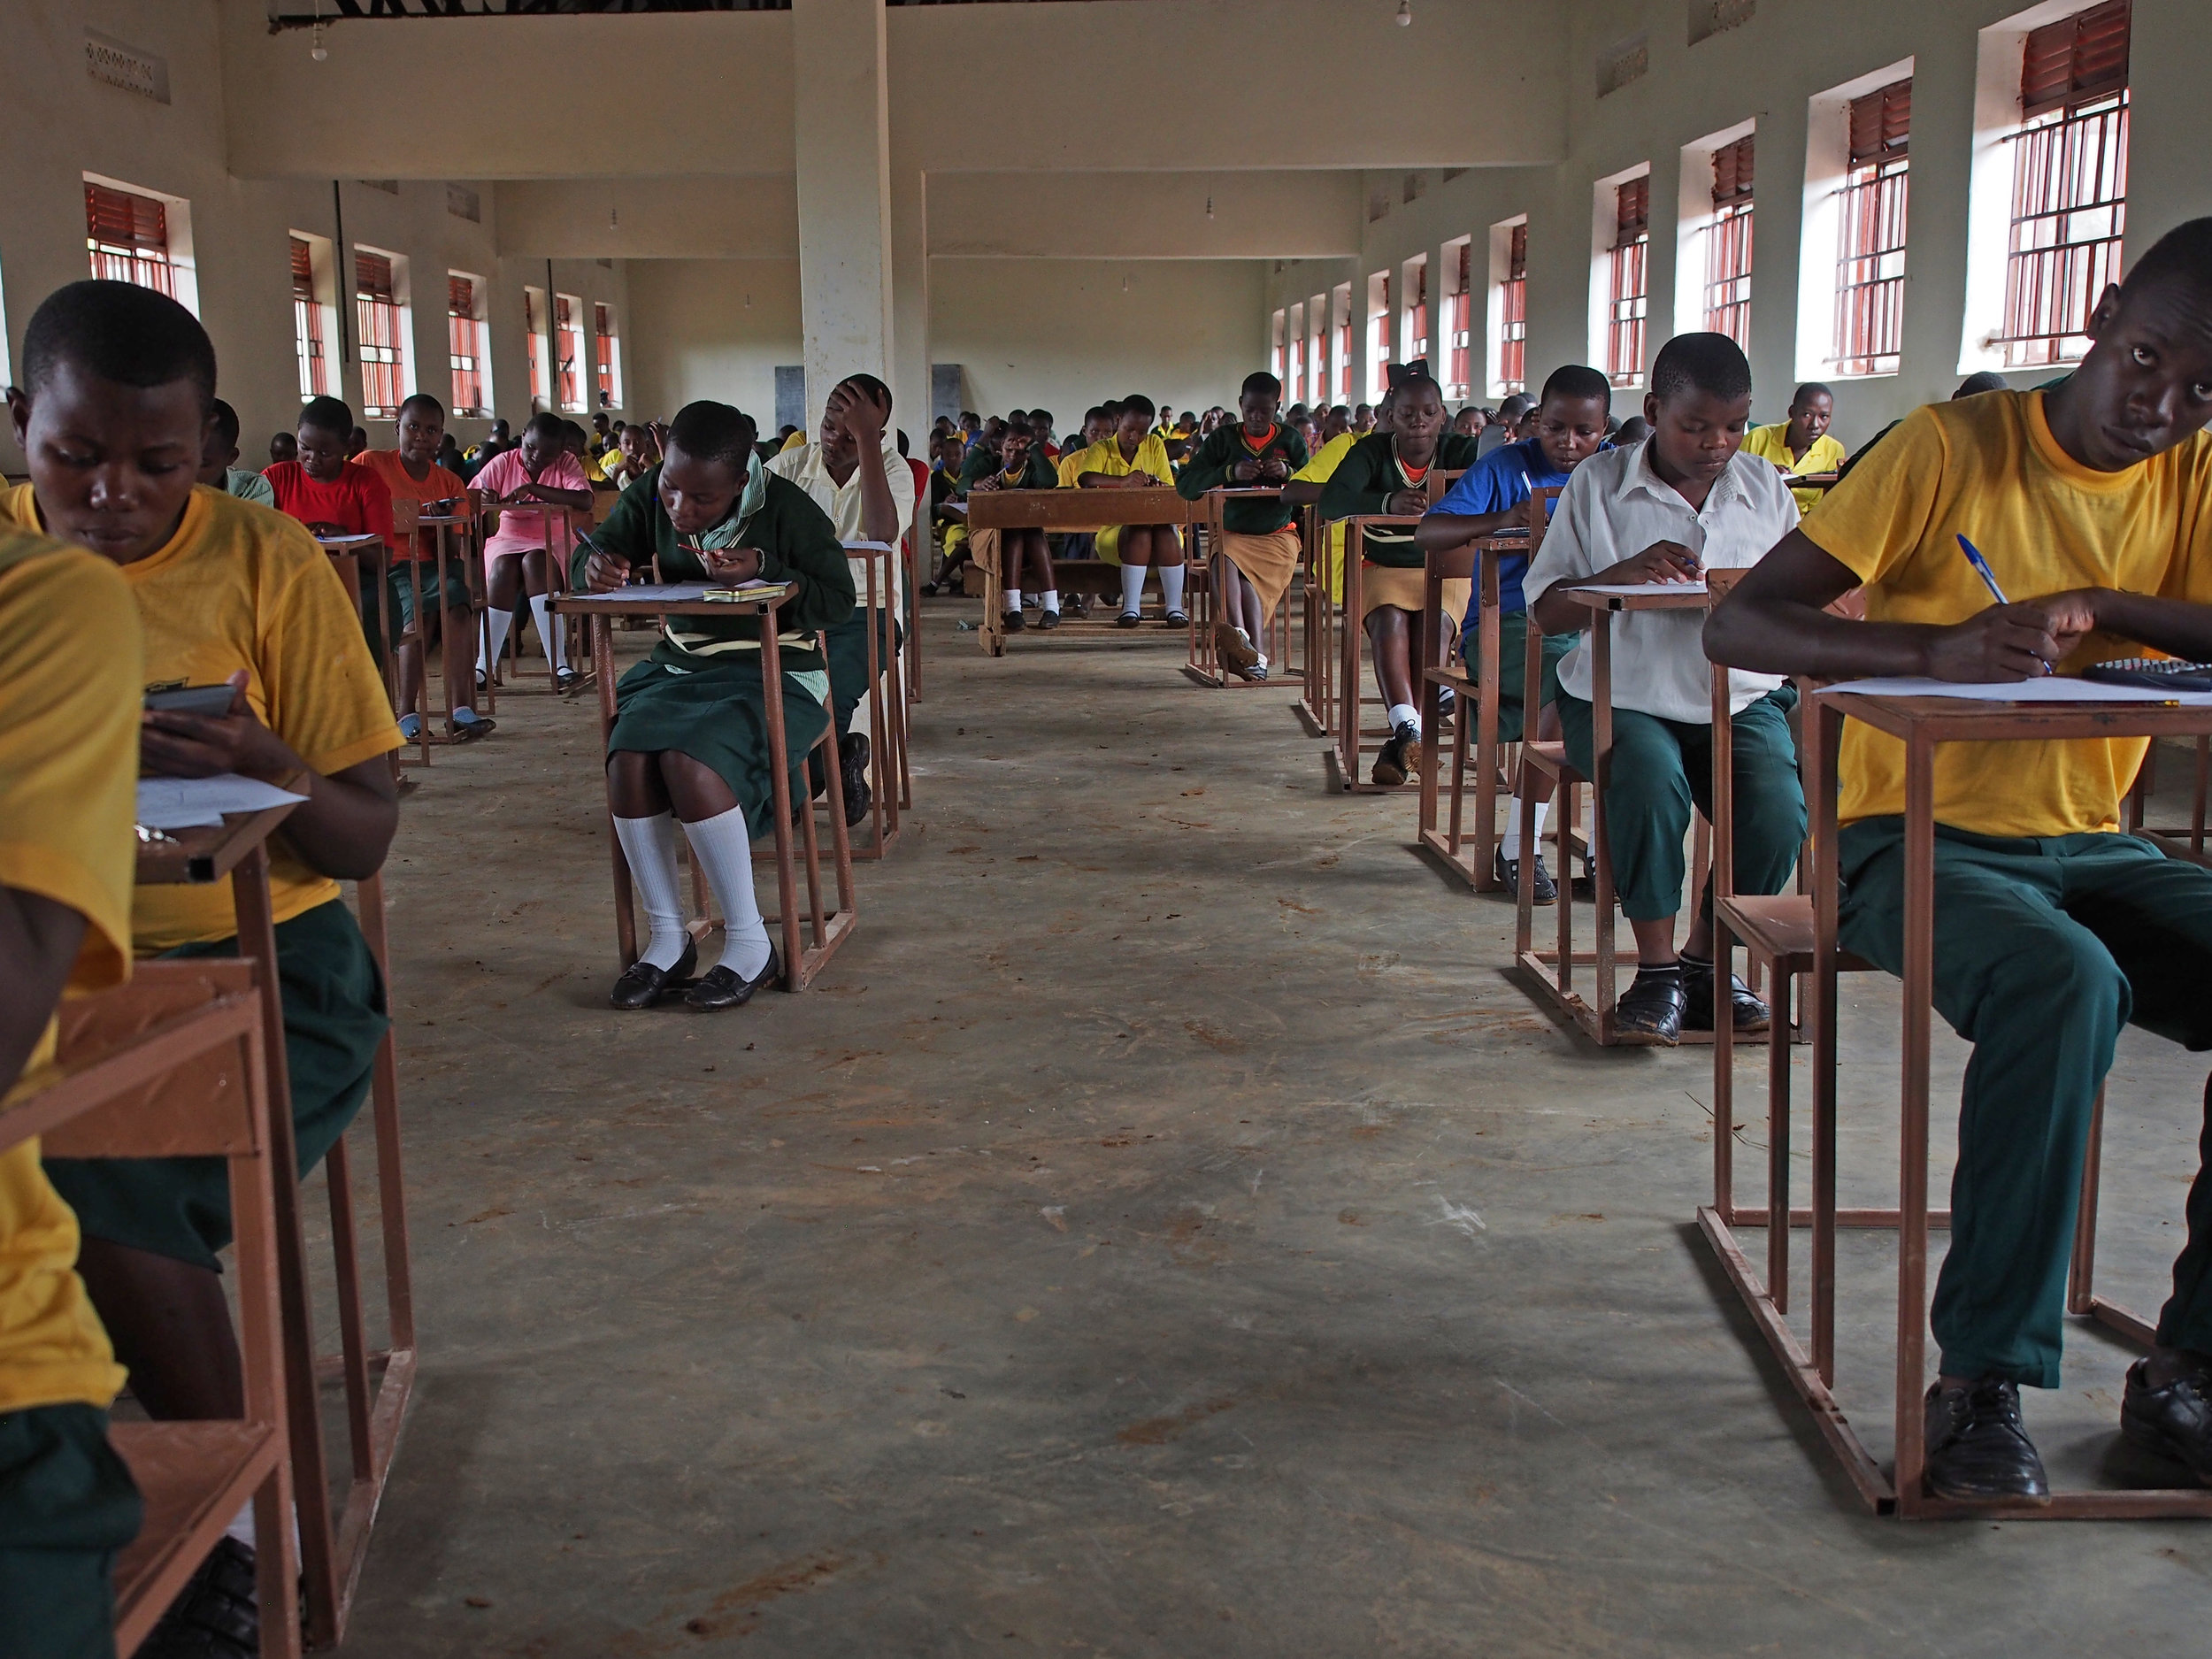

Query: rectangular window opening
1499;222;1529;396
86;180;177;296
555;293;584;412
355;249;407;420
1704;136;1756;345
449;273;488;419
1832;77;1913;377
292;235;326;400
1609;178;1651;387
594;301;622;410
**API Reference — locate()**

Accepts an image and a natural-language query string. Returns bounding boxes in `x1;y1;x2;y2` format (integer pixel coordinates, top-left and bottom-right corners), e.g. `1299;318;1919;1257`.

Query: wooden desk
385;502;483;765
1183;488;1296;689
1704;686;2212;1519
555;588;856;991
1325;517;1425;793
1416;529;1527;888
964;488;1199;657
841;540;910;861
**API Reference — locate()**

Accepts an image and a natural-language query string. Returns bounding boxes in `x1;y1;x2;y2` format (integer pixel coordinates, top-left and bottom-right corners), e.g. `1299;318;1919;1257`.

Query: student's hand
582;545;633;594
1598;540;1703;585
1230;459;1261;485
1922;600;2088;681
971;475;1002;493
306;521;349;538
1257;457;1291;485
701;546;763;586
1385;488;1428;516
140;672;296;780
826;381;885;446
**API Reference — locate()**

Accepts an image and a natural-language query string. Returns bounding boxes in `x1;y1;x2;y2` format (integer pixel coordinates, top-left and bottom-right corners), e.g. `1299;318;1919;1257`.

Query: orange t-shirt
355;450;466;561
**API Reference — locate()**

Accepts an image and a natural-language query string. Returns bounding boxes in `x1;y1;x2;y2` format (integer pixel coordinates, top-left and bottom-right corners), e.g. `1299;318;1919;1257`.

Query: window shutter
1509;223;1527;281
1711;135;1756;207
2022;0;2131;120
1847;79;1912;170
595;301;611;336
1615;176;1650;250
290;236;315;300
1457;241;1471;288
86;183;167;251
449;274;473;317
355;250;395;303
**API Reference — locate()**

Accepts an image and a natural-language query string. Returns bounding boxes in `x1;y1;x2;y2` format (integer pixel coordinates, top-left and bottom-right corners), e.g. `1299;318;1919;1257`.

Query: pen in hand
1956;534;2052;675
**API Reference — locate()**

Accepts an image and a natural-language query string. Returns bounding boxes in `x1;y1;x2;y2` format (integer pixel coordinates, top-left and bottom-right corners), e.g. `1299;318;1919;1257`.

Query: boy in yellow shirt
0;523;144;1659
1740;381;1847;515
1708;218;2212;1502
1067;395;1184;626
4;283;401;1601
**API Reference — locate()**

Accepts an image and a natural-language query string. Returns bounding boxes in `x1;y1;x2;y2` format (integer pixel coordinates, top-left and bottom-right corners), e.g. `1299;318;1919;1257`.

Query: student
959;415;1060;630
357;393;492;743
268;430;297;466
344;426;368;461
1452;405;1486;439
1177;372;1308;680
921;431;972;595
1741;381;1847;514
1524;332;1801;1042
435;432;465;475
1616;414;1651;445
1703;218;2212;1501
462;416;512;480
265;397;397;631
603;420;659;491
1416;364;1614;897
590;411;613;457
767;373;914;819
0;518;145;1659
473;411;594;692
1030;409;1058;461
1317;367;1481;786
1070;395;1184;628
196;398;275;509
1353;402;1377;434
572;400;856;1010
1057;406;1116;488
1479;393;1532;457
5;281;401;1633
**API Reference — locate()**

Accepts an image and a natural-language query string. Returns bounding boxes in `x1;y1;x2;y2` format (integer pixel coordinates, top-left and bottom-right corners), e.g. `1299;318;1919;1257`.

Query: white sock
1041;588;1059;615
1501;796;1550;860
478;605;513;673
1387;701;1421;737
1158;564;1187;614
529;593;567;671
614;813;688;970
1255;652;1269;672
1119;565;1147;616
1005;588;1023;615
226;1501;257;1551
680;805;772;979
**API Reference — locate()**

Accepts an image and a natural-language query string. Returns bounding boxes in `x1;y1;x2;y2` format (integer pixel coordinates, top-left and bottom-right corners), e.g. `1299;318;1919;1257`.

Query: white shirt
767;438;918;612
1525;442;1798;722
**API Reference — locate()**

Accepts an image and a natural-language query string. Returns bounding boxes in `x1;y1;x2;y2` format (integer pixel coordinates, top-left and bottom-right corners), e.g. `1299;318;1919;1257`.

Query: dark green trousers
1838;819;2212;1386
0;1403;140;1659
1556;687;1804;922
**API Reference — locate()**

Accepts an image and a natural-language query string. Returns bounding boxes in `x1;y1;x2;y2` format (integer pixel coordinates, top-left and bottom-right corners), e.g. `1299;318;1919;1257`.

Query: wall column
791;0;895;430
889;156;931;442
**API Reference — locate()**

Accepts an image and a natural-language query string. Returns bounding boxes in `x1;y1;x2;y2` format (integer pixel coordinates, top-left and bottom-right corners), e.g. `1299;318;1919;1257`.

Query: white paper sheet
1828;675;2212;705
1568;581;1709;598
569;581;788;604
136;774;308;831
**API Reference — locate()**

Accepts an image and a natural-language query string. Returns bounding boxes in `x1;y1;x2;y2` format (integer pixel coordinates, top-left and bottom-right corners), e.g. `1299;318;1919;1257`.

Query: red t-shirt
265;460;395;546
354;450;465;561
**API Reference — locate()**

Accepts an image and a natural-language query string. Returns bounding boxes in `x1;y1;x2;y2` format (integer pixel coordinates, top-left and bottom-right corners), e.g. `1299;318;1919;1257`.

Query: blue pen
1958;533;2053;675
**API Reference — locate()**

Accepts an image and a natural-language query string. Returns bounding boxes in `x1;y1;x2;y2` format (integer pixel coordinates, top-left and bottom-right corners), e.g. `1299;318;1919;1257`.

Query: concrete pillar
791;0;895;431
889;156;930;448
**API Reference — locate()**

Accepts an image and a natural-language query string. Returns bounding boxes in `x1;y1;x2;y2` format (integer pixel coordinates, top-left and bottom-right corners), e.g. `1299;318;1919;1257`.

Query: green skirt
0;1403;142;1659
43;899;387;1273
1458;621;1575;744
609;656;830;840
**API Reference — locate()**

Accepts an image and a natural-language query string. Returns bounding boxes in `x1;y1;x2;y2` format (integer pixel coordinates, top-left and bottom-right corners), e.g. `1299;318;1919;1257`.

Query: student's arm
1317;441;1394;523
574;466;659;590
758;488;858;634
0;889;87;1094
1414;461;1519;555
511;458;594;509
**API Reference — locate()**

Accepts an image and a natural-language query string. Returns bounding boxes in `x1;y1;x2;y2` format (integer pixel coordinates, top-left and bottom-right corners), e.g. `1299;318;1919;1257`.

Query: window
355;250;408;419
1271;309;1286;384
1402;256;1430;365
1366;272;1391;400
1306;296;1326;408
1333;282;1354;403
291;236;327;400
1833;78;1912;377
1286;303;1304;404
1496;222;1528;396
1703;136;1756;345
594;301;622;409
1608;178;1651;387
1444;240;1473;400
524;287;549;411
449;273;488;419
554;294;584;412
1995;0;2130;367
85;180;177;296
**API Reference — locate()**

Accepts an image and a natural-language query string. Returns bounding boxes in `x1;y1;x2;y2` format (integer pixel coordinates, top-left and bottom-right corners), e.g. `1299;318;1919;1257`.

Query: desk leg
593;617;637;969
761;626;805;989
1810;698;1843;1387
1893;733;1939;1513
1591;618;1617;1041
1473;558;1502;888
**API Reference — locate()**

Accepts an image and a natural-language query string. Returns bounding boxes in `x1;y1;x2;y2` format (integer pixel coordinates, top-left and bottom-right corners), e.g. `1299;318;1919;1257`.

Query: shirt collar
1616;440;1743;513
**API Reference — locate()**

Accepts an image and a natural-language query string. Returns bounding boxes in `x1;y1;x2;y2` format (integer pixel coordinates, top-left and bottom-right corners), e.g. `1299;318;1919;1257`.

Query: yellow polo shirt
0;530;141;1414
1742;423;1849;516
1;483;402;949
1802;391;2212;837
1064;433;1174;487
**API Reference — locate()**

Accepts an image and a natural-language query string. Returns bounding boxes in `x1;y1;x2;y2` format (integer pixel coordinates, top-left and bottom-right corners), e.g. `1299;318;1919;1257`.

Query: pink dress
475;449;593;577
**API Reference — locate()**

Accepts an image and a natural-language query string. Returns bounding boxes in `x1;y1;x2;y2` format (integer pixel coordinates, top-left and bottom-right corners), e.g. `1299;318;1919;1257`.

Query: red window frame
1446;242;1472;398
1607;178;1650;388
594;301;618;409
291;236;326;400
355;250;405;419
1833;79;1912;377
86;182;176;296
449;275;486;419
1703;136;1755;346
554;294;583;412
1499;223;1528;396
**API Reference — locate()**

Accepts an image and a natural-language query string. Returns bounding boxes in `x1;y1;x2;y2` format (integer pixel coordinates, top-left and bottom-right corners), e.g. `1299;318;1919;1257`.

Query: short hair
1496;393;1534;419
397;391;445;422
1539;365;1612;410
1650;332;1752;404
299;395;354;437
666;400;757;473
1003;412;1034;437
1790;381;1834;409
1100;400;1125;419
524;411;567;443
1241;371;1282;399
837;372;893;417
1388;364;1441;402
1617;415;1652;442
211;397;242;449
1083;404;1108;424
1030;408;1052;426
1119;394;1156;419
2119;217;2212;308
22;280;218;410
1954;371;2010;399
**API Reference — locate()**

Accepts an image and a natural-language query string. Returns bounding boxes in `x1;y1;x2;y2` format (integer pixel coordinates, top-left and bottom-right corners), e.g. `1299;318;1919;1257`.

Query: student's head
2045;219;2212;472
1353;402;1375;432
8;280;217;565
659;400;757;535
1785;381;1834;449
1495;393;1533;434
1616;414;1652;444
270;431;297;465
1387;370;1446;454
396;393;446;467
1115;395;1156;446
519;411;567;472
296;396;356;482
1081;405;1113;446
960;411;981;434
1030;408;1054;440
437;434;463;467
592;411;611;435
1531;365;1612;475
1645;332;1754;488
559;419;589;458
820;373;893;465
619;421;656;464
489;418;512;444
1452;404;1485;435
998;414;1034;466
346;426;367;458
1321;404;1351;441
1294;415;1318;449
1238;372;1282;432
1952;370;2008;400
199;397;244;485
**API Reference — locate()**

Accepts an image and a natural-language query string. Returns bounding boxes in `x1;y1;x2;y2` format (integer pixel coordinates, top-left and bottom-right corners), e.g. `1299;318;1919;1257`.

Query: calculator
2081;658;2212;691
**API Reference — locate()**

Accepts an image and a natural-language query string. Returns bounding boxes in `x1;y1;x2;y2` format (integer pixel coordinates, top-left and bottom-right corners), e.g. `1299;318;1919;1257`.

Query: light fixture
1122;274;1131;293
609;205;619;231
310;20;328;60
1396;0;1412;24
1205;196;1215;221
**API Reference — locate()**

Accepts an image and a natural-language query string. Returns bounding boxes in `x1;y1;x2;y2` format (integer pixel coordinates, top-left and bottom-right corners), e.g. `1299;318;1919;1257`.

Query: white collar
1616;439;1744;514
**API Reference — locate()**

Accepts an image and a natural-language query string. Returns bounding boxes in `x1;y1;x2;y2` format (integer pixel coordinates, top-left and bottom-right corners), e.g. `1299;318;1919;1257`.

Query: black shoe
1116;611;1143;629
1002;610;1025;633
609;936;697;1010
139;1536;257;1659
2122;1358;2212;1486
1070;595;1093;618
1924;1377;2049;1500
1164;609;1191;627
1037;608;1061;631
1496;846;1556;905
1680;956;1770;1033
1246;661;1269;681
1371;721;1421;787
1614;966;1686;1044
839;732;872;826
555;666;585;694
685;947;780;1010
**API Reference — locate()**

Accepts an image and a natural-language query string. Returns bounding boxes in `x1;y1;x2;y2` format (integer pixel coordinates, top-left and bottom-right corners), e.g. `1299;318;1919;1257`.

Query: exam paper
573;581;788;603
1829;675;2212;705
136;774;308;830
1569;581;1710;597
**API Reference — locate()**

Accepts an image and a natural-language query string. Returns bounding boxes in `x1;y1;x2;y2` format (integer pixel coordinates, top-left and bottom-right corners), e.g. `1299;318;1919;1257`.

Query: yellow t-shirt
1294;433;1361;598
1;483;403;949
1802;390;2212;837
1064;433;1174;488
0;530;142;1415
1742;423;1850;517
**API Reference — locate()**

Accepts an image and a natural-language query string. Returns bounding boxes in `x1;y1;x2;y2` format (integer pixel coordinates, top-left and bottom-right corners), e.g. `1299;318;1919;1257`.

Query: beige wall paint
624;259;803;430
496;177;799;262
927;172;1364;262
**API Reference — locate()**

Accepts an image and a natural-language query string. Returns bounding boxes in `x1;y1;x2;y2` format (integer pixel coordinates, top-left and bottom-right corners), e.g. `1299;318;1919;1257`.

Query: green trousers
1838;820;2212;1386
1458;620;1573;744
1555;687;1804;922
0;1403;140;1659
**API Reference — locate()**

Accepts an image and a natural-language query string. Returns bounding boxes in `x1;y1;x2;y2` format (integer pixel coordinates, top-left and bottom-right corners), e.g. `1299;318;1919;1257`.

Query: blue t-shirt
1425;436;1582;625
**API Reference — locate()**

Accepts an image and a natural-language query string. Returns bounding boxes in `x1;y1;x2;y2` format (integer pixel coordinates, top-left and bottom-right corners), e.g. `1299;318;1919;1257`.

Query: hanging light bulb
1205;196;1215;221
1122;274;1131;293
1396;0;1412;24
310;19;328;61
610;205;619;232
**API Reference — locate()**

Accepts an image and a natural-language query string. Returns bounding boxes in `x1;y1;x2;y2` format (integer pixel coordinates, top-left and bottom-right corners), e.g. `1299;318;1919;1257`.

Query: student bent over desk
572;400;856;1012
475;412;594;693
1177;371;1309;682
1067;396;1185;629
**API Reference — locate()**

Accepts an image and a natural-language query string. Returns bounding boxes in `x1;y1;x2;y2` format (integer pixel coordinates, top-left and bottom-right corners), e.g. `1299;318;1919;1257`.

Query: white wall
624;259;803;429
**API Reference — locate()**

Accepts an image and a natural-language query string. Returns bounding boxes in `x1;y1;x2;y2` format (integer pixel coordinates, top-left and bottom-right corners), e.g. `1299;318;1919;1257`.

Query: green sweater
574;465;856;673
1175;423;1310;534
1316;431;1480;567
956;444;1057;495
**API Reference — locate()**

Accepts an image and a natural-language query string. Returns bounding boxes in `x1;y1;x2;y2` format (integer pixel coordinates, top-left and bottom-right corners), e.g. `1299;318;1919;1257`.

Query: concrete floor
335;607;2212;1655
